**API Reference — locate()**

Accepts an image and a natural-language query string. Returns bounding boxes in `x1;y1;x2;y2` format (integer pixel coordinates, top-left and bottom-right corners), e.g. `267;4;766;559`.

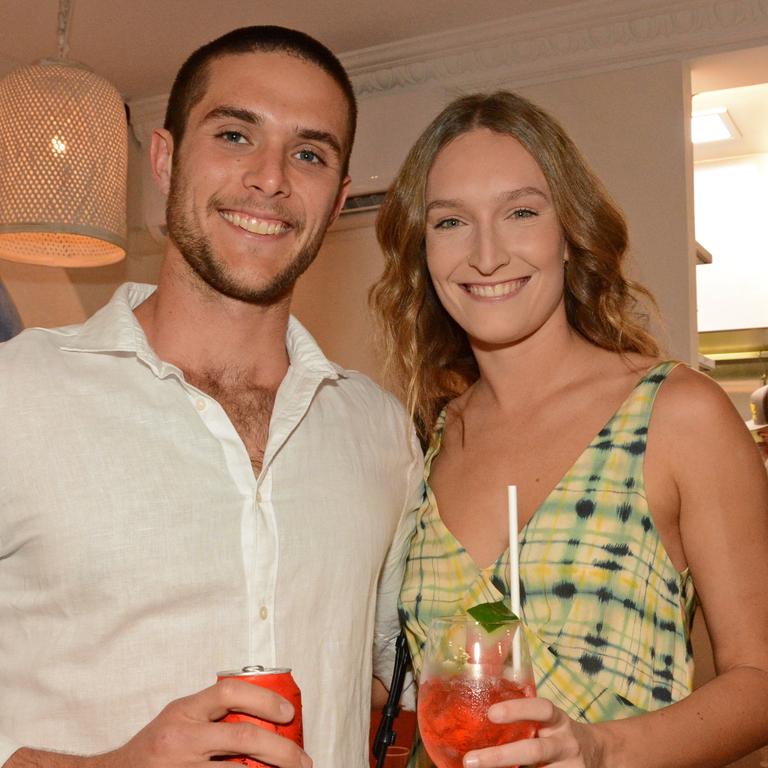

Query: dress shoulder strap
606;360;680;438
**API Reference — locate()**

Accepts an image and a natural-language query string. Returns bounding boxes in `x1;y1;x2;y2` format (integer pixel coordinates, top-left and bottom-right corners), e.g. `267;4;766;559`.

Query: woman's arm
465;367;768;768
605;366;768;767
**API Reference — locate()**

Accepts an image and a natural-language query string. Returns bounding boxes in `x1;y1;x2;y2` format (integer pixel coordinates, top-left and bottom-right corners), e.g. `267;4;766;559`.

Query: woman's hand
462;697;603;768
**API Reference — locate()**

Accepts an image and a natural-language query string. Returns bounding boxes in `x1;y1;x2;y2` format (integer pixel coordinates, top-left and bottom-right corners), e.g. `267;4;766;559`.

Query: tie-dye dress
399;361;697;767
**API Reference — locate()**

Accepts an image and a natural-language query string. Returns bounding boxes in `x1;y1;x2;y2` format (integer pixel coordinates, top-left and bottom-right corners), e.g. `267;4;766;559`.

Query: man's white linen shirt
0;283;423;768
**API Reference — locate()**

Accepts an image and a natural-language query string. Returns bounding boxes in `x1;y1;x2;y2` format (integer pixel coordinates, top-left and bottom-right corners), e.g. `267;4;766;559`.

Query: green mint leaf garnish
467;600;519;632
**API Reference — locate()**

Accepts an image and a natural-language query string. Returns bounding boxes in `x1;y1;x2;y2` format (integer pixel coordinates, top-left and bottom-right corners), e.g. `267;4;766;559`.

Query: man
0;26;422;768
746;382;768;474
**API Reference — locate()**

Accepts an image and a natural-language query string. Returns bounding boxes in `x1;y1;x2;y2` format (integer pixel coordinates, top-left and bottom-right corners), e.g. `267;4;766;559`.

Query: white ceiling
0;0;584;101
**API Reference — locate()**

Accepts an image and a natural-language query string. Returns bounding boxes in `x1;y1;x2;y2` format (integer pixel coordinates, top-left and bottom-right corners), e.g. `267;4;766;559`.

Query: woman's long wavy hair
371;91;659;443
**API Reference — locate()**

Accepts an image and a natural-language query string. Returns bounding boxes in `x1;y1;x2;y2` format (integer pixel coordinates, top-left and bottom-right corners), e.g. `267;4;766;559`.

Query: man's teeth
467;279;527;297
220;211;288;235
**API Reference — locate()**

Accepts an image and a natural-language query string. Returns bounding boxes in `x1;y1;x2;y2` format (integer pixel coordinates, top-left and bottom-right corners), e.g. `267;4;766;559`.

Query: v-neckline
424;361;672;572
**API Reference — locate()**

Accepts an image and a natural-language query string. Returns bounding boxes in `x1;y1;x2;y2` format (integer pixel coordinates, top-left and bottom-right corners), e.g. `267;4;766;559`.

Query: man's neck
134;258;291;390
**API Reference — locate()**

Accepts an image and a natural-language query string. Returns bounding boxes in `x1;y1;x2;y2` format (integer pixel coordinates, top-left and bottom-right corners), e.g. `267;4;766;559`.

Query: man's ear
150;128;175;196
329;175;352;226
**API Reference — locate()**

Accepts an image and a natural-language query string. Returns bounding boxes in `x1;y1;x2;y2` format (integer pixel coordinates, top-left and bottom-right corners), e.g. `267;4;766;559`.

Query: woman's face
424;128;568;350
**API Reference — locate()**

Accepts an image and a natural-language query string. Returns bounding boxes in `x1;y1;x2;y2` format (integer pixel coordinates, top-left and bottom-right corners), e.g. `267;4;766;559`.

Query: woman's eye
434;217;462;230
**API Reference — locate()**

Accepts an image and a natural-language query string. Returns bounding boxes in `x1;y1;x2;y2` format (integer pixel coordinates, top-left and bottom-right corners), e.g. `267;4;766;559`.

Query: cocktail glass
417;616;537;768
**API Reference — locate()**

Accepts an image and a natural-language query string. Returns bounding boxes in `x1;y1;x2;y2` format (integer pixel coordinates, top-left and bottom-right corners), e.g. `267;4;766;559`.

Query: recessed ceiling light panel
691;107;740;144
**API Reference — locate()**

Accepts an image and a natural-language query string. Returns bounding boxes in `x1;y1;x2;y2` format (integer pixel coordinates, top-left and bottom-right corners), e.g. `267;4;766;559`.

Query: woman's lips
463;276;530;298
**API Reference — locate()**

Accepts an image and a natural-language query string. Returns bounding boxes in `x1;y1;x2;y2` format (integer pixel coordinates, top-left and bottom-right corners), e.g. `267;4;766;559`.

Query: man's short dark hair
164;25;357;174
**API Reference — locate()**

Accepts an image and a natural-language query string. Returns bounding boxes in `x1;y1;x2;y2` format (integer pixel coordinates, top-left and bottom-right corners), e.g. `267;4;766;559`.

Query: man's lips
219;210;291;235
463;276;530;298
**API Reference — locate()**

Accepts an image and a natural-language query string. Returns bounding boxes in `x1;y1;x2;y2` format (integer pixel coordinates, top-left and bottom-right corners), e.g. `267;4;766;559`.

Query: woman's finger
488;695;557;724
464;730;581;768
463;736;547;768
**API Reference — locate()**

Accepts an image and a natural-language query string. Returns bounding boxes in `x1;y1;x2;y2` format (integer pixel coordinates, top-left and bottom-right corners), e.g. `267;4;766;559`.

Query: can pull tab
242;665;266;673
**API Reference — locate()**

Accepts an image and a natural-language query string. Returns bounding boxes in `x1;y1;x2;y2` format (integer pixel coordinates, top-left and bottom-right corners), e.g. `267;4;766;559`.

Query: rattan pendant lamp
0;0;127;267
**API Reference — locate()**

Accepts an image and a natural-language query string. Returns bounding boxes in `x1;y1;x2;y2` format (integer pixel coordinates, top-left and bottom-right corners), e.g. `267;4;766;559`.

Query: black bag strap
372;630;411;768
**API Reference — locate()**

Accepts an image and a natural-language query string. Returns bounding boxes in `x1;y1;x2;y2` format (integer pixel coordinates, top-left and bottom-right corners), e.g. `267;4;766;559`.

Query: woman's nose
467;226;510;275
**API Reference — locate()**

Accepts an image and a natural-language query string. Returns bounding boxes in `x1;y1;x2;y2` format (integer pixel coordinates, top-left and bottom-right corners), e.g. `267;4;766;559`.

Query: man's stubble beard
165;171;336;306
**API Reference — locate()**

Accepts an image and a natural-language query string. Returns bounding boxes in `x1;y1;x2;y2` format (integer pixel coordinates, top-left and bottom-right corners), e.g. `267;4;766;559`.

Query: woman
371;92;768;768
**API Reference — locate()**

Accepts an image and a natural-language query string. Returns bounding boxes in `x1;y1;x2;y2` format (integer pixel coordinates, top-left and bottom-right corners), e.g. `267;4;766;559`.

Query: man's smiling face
161;50;351;305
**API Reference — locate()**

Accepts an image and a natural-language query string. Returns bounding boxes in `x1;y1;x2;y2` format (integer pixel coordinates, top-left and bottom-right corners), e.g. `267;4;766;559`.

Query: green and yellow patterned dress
399;362;697;767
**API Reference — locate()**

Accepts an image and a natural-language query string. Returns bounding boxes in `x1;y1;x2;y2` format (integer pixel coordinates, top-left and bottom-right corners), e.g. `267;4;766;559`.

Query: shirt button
259;606;269;620
195;398;206;411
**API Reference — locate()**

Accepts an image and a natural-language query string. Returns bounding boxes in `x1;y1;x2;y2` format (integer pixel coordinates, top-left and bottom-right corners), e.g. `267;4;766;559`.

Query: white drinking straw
508;485;521;618
508;485;522;672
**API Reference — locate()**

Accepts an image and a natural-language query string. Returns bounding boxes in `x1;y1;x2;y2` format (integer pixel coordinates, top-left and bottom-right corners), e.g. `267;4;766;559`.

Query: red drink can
217;665;303;767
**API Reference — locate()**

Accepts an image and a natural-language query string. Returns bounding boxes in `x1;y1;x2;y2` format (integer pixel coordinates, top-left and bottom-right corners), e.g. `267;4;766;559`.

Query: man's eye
512;208;537;219
218;131;247;144
296;149;323;164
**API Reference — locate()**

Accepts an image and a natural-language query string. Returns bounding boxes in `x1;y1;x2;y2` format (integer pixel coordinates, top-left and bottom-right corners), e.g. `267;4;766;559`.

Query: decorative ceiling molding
128;0;768;139
341;0;768;96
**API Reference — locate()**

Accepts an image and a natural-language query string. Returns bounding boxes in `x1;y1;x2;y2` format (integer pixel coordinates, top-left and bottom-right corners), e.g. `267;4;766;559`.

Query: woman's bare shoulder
652;362;743;436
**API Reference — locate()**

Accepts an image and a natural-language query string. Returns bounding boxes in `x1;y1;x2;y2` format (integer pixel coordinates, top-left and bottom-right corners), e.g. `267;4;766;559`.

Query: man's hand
6;679;311;768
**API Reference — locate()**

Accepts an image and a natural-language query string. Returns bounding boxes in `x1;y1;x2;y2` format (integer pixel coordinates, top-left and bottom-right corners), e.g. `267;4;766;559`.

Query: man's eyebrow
198;106;342;158
296;128;342;158
201;105;262;126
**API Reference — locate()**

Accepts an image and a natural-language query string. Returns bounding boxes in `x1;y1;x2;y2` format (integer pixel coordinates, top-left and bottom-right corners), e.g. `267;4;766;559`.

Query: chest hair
186;369;277;475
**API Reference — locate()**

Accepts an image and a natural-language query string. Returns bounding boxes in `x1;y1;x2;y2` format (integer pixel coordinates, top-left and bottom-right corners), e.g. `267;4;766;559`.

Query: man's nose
242;146;290;197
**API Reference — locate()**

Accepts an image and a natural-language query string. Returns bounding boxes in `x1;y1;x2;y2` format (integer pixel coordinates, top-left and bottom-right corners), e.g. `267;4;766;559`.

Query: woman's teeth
466;278;528;297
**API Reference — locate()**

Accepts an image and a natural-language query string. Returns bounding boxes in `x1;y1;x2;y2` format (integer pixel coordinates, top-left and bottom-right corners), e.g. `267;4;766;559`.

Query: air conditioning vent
340;191;386;215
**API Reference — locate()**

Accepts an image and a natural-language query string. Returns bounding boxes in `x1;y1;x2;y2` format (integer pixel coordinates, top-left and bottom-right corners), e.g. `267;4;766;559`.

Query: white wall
292;213;384;382
695;153;768;331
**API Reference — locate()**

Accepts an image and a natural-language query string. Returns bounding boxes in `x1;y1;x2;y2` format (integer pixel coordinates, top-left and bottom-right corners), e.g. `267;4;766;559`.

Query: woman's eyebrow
426;186;548;213
426;198;462;213
497;186;549;202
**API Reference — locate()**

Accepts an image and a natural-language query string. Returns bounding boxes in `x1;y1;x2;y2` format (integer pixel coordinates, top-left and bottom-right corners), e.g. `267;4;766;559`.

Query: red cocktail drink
418;676;537;768
417;616;538;768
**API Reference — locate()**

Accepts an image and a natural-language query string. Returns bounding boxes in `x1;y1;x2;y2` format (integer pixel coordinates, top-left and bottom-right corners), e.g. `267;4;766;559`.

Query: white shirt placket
185;383;278;667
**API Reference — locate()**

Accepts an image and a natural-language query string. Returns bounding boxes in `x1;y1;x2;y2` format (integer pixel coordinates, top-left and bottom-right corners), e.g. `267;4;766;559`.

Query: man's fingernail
300;752;312;768
463;755;479;768
280;701;294;719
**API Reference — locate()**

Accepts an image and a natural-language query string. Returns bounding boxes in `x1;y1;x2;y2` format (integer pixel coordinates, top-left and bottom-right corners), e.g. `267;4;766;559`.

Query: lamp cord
57;0;72;61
